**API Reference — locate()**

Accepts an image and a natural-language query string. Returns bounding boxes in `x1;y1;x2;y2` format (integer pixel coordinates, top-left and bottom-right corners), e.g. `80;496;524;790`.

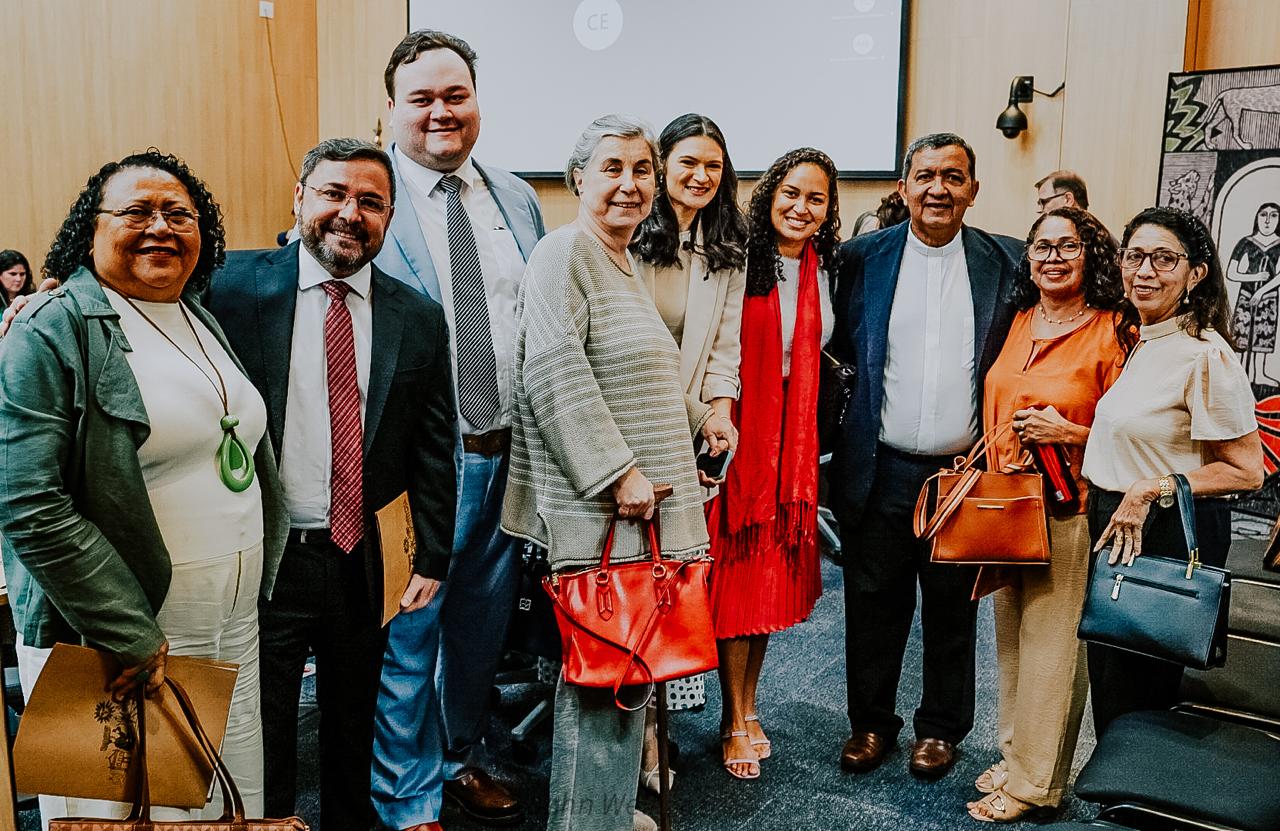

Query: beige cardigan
502;225;711;572
636;227;746;406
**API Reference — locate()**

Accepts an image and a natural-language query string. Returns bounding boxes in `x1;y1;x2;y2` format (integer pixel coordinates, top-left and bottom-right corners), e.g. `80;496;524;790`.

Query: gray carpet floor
18;556;1101;830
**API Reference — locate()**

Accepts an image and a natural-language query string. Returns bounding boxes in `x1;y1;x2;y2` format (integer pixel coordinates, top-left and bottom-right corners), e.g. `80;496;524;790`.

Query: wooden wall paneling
0;0;317;270
1188;0;1280;70
1059;0;1189;236
317;0;406;142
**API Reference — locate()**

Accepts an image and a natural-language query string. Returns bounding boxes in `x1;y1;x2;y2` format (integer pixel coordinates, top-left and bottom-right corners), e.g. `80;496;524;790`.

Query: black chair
1073;537;1280;831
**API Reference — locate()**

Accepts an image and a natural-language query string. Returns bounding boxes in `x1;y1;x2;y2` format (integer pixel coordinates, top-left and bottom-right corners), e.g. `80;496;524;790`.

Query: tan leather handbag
913;424;1051;565
51;677;309;831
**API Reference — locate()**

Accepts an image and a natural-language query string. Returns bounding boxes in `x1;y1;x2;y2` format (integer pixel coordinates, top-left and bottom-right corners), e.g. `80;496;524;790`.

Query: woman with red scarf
710;148;840;779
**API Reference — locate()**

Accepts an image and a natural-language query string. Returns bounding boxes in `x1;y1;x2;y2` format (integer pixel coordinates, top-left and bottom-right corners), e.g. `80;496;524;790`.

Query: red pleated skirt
705;495;823;639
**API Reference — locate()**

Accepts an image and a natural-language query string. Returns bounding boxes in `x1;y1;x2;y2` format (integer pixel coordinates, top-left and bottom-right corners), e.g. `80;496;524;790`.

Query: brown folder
13;644;238;808
375;491;417;626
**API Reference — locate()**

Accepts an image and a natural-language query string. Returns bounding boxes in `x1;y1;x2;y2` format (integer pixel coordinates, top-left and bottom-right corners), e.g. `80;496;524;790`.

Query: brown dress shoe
443;768;523;826
908;737;957;780
840;731;890;773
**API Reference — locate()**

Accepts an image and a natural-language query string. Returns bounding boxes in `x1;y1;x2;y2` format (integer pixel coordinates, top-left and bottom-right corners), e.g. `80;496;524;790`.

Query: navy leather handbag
1077;474;1230;670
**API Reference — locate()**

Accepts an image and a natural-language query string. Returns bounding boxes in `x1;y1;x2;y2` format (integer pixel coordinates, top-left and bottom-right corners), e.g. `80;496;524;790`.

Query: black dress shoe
840;731;890;773
908;737;957;780
443;768;523;826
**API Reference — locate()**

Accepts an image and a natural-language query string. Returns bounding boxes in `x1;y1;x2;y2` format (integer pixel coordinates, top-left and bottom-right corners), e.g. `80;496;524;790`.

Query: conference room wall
3;0;318;275
495;0;1190;241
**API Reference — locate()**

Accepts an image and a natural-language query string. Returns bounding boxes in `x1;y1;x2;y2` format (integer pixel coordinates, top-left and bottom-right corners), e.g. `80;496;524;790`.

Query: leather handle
1172;473;1200;564
123;677;248;826
602;483;671;568
913;467;983;540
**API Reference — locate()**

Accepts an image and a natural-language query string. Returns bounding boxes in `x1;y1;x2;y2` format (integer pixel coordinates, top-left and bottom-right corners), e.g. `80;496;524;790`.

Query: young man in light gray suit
371;29;545;831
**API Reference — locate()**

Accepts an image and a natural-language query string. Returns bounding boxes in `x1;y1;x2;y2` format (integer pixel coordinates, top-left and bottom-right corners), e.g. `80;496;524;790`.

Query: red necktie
322;280;364;553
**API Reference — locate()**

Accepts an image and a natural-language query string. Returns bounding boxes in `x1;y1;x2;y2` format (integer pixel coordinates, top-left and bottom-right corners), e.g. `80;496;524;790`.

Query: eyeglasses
1035;191;1069;212
1117;248;1190;272
97;207;200;232
303;184;390;216
1027;239;1083;261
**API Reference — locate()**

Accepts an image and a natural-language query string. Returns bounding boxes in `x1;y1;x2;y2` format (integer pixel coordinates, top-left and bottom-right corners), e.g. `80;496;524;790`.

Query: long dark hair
630;113;748;275
745;148;841;297
0;250;35;302
1010;207;1133;348
1119;206;1232;341
43;149;226;292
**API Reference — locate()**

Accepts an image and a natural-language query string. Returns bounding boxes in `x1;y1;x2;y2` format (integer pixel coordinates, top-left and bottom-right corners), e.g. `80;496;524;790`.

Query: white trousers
17;543;265;828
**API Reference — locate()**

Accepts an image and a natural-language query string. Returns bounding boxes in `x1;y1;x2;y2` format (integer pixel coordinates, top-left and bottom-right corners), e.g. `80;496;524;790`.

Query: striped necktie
322;279;364;553
438;174;501;427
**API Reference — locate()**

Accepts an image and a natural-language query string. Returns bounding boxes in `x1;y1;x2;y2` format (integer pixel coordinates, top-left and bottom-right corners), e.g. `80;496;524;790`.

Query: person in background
630;111;747;790
374;29;545;827
708;147;839;780
830;132;1021;781
0;149;286;825
966;206;1130;822
204;138;456;831
0;250;35;309
852;191;909;236
503;114;725;831
1082;205;1263;737
1034;170;1089;215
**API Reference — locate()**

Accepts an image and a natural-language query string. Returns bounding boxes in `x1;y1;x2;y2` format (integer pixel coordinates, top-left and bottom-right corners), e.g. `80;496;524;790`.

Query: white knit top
104;287;267;563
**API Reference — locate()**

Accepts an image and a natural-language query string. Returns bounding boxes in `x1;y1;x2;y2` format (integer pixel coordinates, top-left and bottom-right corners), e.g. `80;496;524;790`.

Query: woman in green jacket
0;150;287;822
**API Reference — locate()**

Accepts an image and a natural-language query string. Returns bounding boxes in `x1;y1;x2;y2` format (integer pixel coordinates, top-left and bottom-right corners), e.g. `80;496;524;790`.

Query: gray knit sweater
501;224;711;571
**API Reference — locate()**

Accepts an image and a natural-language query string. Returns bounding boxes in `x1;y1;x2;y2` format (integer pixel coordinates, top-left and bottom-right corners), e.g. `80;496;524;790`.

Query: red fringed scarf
720;242;822;562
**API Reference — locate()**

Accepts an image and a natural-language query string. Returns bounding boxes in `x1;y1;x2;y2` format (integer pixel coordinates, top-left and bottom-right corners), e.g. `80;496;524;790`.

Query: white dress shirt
104;287;267;562
279;246;374;528
777;256;834;377
395;147;525;434
879;228;978;455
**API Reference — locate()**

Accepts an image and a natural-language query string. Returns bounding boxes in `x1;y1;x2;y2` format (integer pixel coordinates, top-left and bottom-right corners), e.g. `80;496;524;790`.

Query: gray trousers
546;676;645;831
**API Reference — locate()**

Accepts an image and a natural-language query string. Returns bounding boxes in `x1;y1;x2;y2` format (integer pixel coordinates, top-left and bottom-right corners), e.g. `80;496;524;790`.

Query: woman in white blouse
630;112;748;790
1082;206;1264;736
708;148;838;779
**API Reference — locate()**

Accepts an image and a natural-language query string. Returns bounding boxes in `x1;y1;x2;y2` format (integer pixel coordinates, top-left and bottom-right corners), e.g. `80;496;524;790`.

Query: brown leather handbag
51;677;308;831
543;515;718;711
913;424;1051;565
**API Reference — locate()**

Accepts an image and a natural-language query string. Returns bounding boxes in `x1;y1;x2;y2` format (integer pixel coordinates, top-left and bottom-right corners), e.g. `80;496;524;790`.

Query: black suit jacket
204;243;457;606
827;222;1022;525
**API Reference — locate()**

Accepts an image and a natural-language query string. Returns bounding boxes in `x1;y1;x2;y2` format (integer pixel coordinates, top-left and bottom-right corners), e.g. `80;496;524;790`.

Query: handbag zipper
1110;572;1199;601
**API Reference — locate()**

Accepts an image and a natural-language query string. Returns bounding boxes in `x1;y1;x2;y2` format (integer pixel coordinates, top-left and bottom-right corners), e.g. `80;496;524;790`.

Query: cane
656;683;672;831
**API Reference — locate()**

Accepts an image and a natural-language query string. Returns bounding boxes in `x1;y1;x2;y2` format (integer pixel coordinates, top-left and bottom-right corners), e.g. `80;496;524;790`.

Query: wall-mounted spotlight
996;76;1066;139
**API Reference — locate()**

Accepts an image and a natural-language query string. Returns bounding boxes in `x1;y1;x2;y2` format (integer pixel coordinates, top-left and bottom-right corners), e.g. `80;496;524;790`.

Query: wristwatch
1157;475;1175;508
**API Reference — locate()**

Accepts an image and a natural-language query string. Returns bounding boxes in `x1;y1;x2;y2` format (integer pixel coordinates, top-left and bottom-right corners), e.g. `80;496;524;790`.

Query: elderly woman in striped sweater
502;114;733;831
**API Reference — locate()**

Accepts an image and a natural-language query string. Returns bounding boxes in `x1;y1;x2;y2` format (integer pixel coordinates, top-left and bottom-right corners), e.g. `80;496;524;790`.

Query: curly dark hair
43;149;226;292
630;113;748;275
1119;206;1232;341
745;148;841;297
1009;207;1133;348
0;250;35;302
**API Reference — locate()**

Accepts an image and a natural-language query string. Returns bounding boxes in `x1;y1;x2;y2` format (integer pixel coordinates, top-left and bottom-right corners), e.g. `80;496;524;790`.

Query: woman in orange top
966;207;1132;823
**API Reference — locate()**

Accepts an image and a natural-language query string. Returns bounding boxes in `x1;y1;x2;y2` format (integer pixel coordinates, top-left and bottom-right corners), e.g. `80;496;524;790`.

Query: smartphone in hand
696;447;735;482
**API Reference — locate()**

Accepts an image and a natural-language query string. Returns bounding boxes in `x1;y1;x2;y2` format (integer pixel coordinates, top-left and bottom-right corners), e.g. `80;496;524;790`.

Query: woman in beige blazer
631;112;749;787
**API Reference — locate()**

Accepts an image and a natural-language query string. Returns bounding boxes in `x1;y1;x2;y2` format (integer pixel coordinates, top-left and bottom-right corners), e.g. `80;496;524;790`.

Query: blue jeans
371;451;520;827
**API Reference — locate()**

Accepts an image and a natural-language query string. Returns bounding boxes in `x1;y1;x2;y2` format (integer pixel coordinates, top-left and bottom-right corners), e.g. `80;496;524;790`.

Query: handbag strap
912;467;982;541
1172;473;1201;573
123;677;247;826
600;513;665;570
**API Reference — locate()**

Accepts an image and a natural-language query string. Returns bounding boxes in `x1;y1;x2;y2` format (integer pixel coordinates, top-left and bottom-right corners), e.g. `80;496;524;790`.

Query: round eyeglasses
1027;239;1083;261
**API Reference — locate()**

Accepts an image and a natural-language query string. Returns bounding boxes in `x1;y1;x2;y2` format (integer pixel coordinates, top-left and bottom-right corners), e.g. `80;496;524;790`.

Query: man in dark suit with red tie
204;137;456;831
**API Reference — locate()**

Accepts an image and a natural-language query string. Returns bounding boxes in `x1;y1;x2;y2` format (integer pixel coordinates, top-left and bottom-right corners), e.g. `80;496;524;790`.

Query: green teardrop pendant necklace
121;297;256;492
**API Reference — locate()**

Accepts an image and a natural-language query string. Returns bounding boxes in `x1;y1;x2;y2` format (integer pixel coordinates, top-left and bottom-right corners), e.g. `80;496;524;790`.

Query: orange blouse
982;308;1128;511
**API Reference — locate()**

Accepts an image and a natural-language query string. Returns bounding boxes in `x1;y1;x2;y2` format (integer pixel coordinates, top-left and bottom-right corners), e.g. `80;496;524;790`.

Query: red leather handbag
543;516;718;710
